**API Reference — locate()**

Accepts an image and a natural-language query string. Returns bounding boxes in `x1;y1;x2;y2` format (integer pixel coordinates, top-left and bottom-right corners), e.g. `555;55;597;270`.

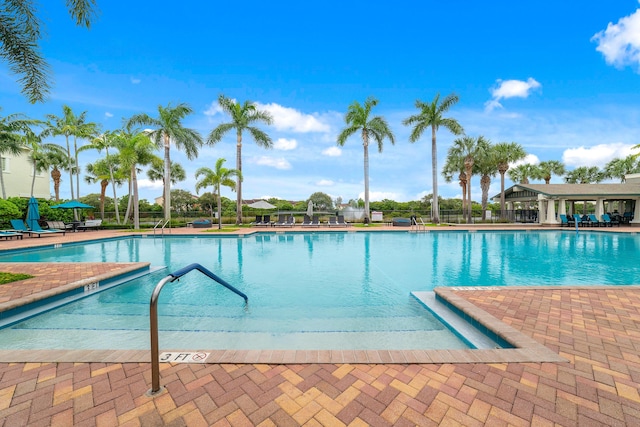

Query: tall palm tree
403;93;463;223
450;135;486;223
128;103;203;222
46;105;98;201
0;111;33;198
147;158;186;186
39;146;73;201
493;142;526;216
337;97;395;223
207;95;273;224
115;128;158;229
534;160;566;184
442;145;467;222
474;139;497;220
85;159;112;220
603;156;640;183
508;163;536;184
195;158;241;229
79;131;123;224
22;125;62;197
0;0;97;103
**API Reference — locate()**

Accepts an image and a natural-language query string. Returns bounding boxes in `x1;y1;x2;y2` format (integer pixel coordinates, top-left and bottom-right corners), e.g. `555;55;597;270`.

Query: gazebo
493;179;640;227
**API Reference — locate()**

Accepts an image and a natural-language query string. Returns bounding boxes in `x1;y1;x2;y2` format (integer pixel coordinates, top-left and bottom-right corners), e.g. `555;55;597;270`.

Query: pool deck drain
1;227;640;425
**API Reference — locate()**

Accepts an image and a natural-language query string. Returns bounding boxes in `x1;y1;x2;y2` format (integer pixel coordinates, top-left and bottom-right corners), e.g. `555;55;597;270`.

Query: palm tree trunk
459;172;467;222
500;171;506;217
100;179;108;220
30;161;37;197
363;131;370;223
216;184;222;230
480;174;491;220
132;167;140;229
106;147;121;224
123;179;132;225
465;160;473;224
74;136;80;199
0;166;6;199
431;125;439;223
236;132;243;225
52;168;61;201
163;133;171;222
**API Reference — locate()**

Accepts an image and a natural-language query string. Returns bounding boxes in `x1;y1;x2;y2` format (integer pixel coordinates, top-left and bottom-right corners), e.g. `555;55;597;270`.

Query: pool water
0;231;638;350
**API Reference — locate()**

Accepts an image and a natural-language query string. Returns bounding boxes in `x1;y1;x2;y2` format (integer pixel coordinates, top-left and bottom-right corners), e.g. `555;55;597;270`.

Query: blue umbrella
51;200;94;209
26;197;40;230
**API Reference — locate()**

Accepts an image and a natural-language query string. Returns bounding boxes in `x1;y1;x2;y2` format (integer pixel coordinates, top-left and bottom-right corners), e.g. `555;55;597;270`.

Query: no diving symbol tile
158;352;210;363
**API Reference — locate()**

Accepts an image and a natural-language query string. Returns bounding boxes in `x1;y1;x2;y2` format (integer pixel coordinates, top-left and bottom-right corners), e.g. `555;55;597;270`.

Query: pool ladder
153;219;171;235
411;217;427;232
147;263;248;395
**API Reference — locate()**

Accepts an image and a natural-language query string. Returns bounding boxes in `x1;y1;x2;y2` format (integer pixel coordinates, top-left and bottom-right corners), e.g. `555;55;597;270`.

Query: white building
1;148;50;198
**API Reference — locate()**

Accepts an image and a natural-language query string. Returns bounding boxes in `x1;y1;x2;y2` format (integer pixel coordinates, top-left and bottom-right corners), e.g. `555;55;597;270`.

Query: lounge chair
77;219;102;231
559;214;571;227
573;214;586;227
588;214;602;227
273;214;288;226
601;214;619;227
0;231;23;240
301;215;313;227
257;215;272;227
285;216;295;227
250;215;263;226
327;217;338;227
10;219;65;237
46;220;73;230
310;215;320;227
336;215;350;227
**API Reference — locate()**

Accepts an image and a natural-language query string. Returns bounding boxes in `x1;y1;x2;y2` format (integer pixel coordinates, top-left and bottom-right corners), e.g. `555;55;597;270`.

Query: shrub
0;199;21;228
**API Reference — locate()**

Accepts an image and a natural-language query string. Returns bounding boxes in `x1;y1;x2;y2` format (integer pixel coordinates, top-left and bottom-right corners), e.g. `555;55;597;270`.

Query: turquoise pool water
0;231;638;350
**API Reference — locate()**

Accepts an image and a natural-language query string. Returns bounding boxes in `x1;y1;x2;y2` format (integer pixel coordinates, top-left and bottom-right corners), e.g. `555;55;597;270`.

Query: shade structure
306;201;313;217
51;200;94;209
26;197;40;229
247;200;276;210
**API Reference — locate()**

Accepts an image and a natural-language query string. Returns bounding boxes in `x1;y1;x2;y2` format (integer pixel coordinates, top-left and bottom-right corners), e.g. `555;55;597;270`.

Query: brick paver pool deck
0;226;639;425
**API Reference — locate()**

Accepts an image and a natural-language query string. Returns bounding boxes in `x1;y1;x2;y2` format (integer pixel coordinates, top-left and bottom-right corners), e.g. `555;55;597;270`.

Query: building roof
493;183;640;202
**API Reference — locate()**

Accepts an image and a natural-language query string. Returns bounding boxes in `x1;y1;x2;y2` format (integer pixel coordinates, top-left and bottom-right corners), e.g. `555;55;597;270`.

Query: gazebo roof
493;183;640;202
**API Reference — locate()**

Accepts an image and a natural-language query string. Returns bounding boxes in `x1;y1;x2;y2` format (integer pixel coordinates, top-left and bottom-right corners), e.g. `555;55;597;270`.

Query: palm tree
603;156;640;183
39;146;73;201
474;140;497;220
442;146;467;222
565;166;603;214
449;135;486;223
493;142;526;216
207;95;273;224
508;163;536;184
147;158;186;186
0;111;33;198
403;93;463;223
22;125;63;197
128;103;203;222
85;159;112;220
46;105;98;201
0;0;96;103
115;128;158;229
195;158;241;229
534;160;566;184
79;131;123;224
337;97;395;223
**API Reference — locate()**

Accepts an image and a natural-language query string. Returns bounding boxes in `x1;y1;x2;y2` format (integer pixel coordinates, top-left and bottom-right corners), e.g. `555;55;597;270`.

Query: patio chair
310;215;320;227
573;214;586;227
336;215;350;227
31;221;66;235
10;219;64;237
327;217;338;227
251;215;263;226
301;215;313;227
601;214;620;227
559;214;571;227
285;216;295;227
273;214;288;226
0;231;23;240
588;214;603;227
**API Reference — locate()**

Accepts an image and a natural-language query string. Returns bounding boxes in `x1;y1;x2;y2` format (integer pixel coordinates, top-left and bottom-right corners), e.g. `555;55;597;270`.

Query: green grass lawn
0;272;33;285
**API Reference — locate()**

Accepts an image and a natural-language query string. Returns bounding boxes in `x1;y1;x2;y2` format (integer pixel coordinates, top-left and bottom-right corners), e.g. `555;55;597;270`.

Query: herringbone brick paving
1;286;639;425
1;228;640;425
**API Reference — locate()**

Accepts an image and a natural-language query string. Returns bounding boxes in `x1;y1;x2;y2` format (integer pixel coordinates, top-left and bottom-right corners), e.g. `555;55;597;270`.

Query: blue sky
3;1;640;204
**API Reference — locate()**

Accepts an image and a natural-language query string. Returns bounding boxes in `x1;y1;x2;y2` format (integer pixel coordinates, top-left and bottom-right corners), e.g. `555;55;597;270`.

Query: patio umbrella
50;200;94;209
247;200;276;210
306;201;313;217
26;197;40;229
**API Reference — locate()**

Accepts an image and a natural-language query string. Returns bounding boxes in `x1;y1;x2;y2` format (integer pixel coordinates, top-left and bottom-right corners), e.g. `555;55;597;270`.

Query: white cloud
316;179;334;186
322;146;342;157
255;102;331;133
104;112;113;118
254;156;292;170
562;142;635;168
204;102;224;117
592;6;640;71
359;191;402;202
274;138;297;150
130;77;141;84
485;78;541;111
511;154;540;168
137;179;163;189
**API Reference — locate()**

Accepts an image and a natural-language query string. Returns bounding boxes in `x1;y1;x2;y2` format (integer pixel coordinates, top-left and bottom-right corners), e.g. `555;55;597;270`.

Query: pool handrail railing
148;263;248;395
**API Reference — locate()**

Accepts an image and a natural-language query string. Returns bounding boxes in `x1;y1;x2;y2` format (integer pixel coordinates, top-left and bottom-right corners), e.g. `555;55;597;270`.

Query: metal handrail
148;263;248;395
411;217;427;232
153;219;171;235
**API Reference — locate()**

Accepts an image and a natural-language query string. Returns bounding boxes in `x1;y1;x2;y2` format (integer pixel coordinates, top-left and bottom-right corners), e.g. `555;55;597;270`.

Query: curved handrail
148;263;248;394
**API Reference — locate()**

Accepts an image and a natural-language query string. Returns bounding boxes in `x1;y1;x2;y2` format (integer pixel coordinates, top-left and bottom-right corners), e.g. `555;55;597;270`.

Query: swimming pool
1;230;638;351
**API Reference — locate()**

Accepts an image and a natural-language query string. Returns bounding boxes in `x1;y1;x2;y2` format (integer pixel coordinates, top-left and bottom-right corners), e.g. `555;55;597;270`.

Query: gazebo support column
595;198;605;219
558;199;567;216
546;198;558;226
631;198;640;227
